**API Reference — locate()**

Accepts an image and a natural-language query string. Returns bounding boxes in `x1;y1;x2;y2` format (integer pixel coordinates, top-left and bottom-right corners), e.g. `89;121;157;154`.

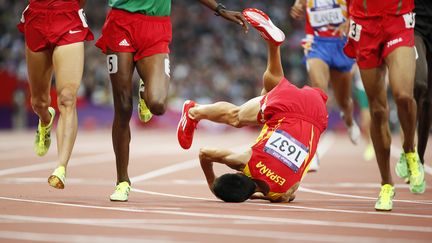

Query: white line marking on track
0;196;431;234
0;142;202;177
0;215;252;225
0;218;416;243
0;153;112;176
132;189;432;219
0;230;172;243
299;186;432;205
130;144;251;183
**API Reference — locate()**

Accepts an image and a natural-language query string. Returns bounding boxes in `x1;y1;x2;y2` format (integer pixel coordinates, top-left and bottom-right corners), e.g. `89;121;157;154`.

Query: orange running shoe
242;8;285;46
177;100;198;149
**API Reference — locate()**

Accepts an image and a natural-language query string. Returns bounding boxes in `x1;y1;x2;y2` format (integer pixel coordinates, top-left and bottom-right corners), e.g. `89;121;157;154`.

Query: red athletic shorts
18;2;94;52
95;8;172;61
344;13;415;69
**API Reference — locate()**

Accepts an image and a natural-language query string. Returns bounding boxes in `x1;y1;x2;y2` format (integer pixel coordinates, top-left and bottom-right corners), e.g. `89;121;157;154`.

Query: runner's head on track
213;173;256;202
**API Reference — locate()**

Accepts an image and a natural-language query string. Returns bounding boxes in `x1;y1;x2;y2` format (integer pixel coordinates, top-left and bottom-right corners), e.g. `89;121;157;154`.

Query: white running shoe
308;153;320;173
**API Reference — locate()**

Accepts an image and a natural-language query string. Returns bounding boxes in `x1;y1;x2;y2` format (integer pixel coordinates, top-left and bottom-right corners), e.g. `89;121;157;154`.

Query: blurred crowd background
0;0;400;131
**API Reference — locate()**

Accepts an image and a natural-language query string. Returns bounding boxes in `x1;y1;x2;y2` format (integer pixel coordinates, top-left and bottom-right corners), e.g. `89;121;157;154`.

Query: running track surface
0;128;431;243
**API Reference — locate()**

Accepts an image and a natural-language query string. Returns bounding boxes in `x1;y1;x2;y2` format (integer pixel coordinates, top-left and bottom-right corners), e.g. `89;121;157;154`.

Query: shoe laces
115;182;130;192
379;184;393;198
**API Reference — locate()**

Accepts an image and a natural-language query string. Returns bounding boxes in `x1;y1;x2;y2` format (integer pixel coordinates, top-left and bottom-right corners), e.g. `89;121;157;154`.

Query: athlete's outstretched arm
199;148;251;191
79;0;86;8
196;0;248;32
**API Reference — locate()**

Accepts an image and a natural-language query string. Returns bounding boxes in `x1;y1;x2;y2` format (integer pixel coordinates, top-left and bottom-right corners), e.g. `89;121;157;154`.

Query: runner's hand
290;2;305;19
301;35;314;55
219;9;249;33
332;21;349;37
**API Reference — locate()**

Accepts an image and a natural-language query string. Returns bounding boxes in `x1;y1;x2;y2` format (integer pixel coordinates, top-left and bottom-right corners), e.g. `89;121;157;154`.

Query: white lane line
2;177;430;204
0;196;431;234
299;187;432;205
391;145;432;176
130;159;198;183
0;231;171;243
0;215;251;225
133;189;432;219
0;145;197;177
0;153;111;176
301;182;410;188
130;144;251;183
0;217;414;243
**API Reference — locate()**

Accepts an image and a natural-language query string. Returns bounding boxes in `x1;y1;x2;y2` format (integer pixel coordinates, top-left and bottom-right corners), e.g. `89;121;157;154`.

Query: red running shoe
177;100;198;149
242;8;285;46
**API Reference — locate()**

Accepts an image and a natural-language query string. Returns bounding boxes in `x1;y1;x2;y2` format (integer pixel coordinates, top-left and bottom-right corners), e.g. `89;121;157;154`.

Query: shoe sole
242;8;285;45
375;207;392;211
35;107;56;156
138;101;152;123
48;175;64;189
137;80;152;123
110;198;128;202
177;100;192;149
409;180;426;194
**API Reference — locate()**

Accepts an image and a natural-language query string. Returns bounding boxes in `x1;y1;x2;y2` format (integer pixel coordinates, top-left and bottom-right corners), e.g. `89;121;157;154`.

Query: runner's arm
196;0;249;32
250;182;299;202
79;0;86;8
199;148;249;191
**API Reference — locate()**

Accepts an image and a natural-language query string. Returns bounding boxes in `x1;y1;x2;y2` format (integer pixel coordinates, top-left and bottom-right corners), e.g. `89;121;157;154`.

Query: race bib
20;5;29;23
348;19;362;42
308;7;344;28
78;9;89;28
403;12;415;29
264;130;309;173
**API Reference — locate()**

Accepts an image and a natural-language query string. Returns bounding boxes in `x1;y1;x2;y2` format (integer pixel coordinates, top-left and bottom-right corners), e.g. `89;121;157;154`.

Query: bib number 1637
264;130;309;172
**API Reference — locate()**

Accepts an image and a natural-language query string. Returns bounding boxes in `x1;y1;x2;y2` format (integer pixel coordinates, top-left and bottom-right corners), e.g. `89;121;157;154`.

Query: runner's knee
58;86;78;109
146;97;167;115
393;92;415;109
369;103;388;122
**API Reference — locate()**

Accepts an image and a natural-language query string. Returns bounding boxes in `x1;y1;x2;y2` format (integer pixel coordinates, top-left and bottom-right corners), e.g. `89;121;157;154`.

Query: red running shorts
344;13;415;69
95;8;172;61
18;3;94;52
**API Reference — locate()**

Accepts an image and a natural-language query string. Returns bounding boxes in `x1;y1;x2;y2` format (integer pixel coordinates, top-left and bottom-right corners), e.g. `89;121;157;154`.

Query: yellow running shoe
110;181;131;202
406;152;426;194
137;79;153;123
395;152;409;180
363;143;375;161
34;107;55;156
48;165;66;189
374;184;395;211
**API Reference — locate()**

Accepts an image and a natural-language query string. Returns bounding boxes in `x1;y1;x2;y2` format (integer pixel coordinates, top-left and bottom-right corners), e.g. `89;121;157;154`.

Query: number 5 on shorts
107;54;118;74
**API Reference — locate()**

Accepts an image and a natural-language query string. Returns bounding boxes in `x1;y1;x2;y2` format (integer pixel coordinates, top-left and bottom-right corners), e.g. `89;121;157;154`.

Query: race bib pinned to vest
264;130;309;173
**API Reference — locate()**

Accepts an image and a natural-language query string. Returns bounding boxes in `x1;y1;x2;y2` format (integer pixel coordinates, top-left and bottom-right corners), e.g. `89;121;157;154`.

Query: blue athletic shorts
305;36;354;73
